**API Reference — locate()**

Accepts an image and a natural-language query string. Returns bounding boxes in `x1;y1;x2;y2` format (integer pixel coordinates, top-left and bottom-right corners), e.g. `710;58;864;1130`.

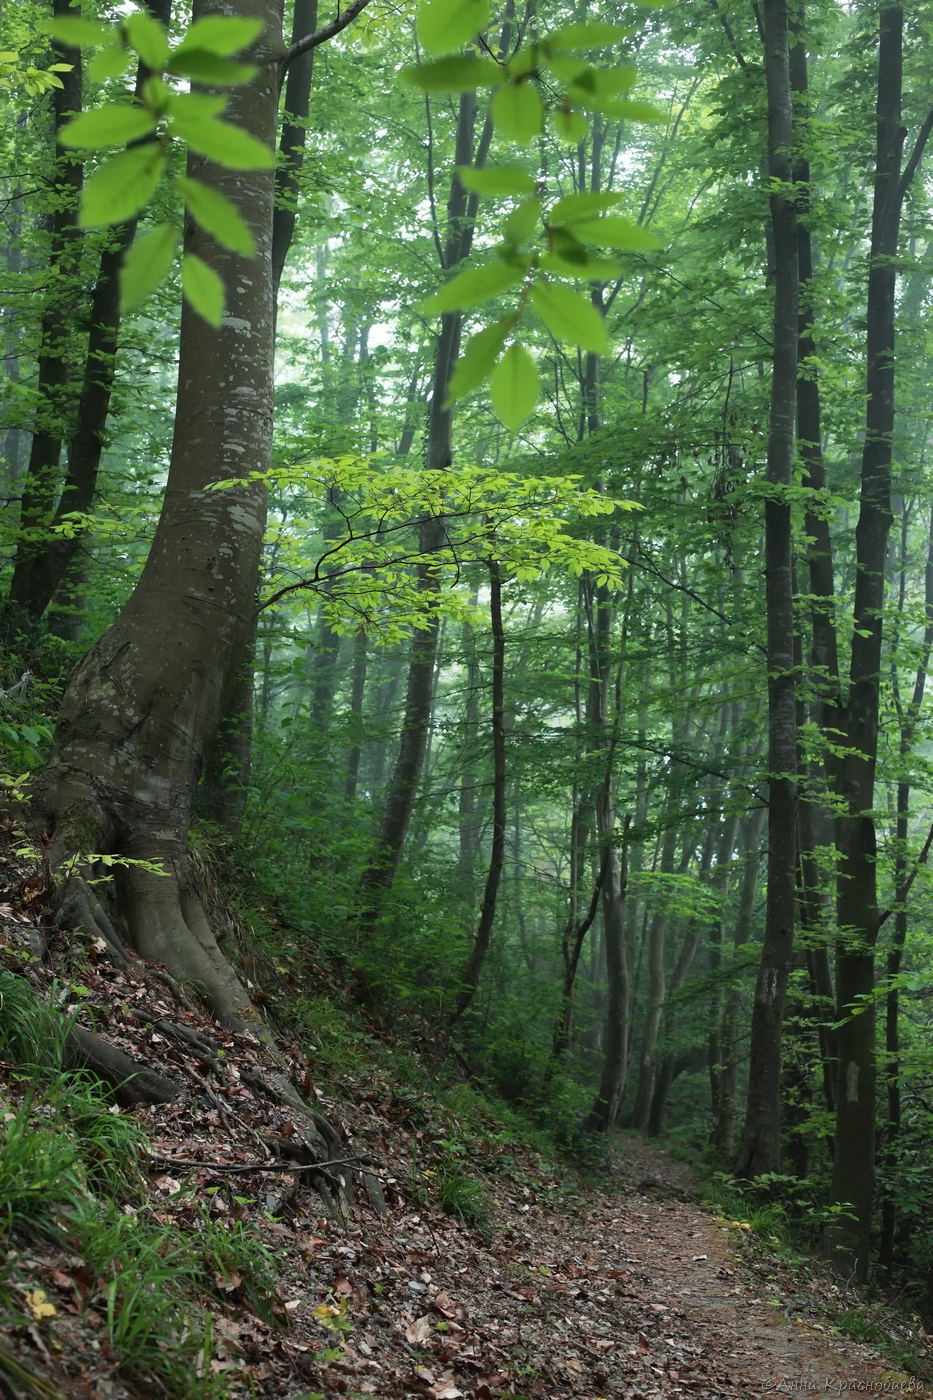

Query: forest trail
0;893;929;1400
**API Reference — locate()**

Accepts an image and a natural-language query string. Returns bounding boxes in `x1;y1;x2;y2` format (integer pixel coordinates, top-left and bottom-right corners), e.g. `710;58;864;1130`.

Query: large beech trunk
29;0;283;1030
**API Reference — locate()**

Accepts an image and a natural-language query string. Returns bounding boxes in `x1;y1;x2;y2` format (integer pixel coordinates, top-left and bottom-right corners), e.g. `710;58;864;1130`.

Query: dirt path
602;1137;923;1398
2;892;931;1398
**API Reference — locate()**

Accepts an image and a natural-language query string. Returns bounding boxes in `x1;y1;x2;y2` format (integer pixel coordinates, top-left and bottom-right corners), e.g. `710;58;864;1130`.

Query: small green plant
194;1208;279;1321
436;1161;490;1231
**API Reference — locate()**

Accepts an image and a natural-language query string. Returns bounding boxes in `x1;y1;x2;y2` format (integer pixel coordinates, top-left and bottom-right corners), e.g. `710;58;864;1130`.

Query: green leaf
177;176;255;256
546;21;630;50
445;318;512;405
44;16;112;47
59;103;157;150
540;251;622;279
123;11;169;71
422;258;527;314
529;279;608;353
88;45;132;82
491;343;538;431
550;191;623;226
120;221;178;311
182;253;224;327
172;16;264;57
569;214;663;250
167;51;257;85
79;144;166;228
503;196;540;246
404;56;501;91
165;92;228;123
553;106;588;144
170;116;274;170
456;165;537;197
491;80;544;144
416;0;491;54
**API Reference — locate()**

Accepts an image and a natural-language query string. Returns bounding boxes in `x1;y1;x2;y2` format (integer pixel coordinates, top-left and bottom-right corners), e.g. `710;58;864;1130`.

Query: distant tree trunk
343;629;368;804
354;83;495;921
736;0;799;1180
454;558;506;1017
9;0;173;622
710;806;766;1159
828;1;911;1276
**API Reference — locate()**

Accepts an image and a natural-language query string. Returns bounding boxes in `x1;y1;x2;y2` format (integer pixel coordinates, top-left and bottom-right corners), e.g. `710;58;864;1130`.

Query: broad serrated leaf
545;21;630;50
170;116;274;169
173;16;264;58
79;144;165;228
422;258;526;314
59;103;157;149
569;214;663;250
89;45;132;82
167;50;257;85
165;92;228;123
182;252;223;327
445;318;512;405
550;190;623;226
45;16;112;47
530;279;608;353
456;164;537;197
503;196;540;246
491;342;538;431
177;175;254;255
416;0;491;54
553;105;588;144
491;80;544;144
540;251;621;279
123;11;169;71
120;221;177;311
404;56;501;91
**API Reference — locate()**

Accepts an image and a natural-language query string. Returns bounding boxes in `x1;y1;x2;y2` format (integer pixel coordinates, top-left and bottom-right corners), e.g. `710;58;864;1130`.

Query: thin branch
282;0;373;69
899;104;933;205
878;817;933;929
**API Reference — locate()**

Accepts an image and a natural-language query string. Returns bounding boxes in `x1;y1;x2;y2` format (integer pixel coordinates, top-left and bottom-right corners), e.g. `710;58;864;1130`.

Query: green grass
0;970;281;1398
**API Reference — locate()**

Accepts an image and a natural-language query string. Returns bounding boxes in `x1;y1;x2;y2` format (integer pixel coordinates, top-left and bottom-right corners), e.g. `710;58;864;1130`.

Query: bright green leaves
491;344;539;431
80;145;166;228
446;319;513;405
530;281;608;354
410;0;667;430
422;258;527;314
182;254;224;328
176;177;255;257
417;0;491;54
58;105;158;150
457;165;537;197
407;56;500;91
120;222;177;312
50;9;271;324
491;80;544;145
123;10;169;71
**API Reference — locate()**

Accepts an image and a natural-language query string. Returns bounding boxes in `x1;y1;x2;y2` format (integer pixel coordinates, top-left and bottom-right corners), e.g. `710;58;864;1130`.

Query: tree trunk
827;1;907;1277
736;0;799;1179
29;0;283;1031
454;558;506;1017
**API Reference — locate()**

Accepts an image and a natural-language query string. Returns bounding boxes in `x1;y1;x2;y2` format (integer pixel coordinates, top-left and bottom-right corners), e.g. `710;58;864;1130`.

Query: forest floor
1;848;932;1399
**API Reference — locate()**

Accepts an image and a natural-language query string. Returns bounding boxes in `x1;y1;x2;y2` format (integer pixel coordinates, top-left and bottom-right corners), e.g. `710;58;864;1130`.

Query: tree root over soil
1;818;375;1217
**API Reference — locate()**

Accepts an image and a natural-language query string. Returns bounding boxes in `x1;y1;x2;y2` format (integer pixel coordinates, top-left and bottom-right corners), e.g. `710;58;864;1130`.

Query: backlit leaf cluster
45;10;273;326
408;5;666;432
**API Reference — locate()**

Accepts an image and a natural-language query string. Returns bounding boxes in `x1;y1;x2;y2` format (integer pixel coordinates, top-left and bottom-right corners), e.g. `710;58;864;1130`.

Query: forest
2;0;933;1392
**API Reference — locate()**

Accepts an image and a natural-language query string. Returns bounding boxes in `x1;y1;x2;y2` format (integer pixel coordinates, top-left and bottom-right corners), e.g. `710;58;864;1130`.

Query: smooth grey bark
31;0;284;1030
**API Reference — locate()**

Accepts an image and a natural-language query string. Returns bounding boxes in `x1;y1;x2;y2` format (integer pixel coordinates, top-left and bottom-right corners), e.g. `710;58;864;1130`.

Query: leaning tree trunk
28;0;283;1031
